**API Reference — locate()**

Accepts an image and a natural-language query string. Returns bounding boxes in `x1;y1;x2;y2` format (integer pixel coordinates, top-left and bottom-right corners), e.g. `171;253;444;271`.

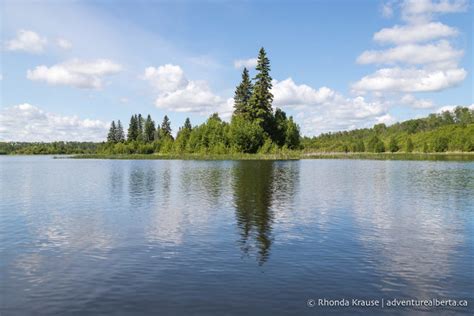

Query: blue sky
1;0;472;141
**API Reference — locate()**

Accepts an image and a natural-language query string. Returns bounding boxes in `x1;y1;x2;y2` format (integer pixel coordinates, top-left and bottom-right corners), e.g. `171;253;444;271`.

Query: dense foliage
0;142;100;155
101;47;301;155
302;106;474;153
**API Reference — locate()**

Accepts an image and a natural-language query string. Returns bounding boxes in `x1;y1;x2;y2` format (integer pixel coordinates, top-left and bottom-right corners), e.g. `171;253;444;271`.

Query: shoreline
59;152;474;161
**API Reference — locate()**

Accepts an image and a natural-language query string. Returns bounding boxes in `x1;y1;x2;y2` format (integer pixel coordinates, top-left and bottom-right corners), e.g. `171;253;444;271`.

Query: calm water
1;156;473;315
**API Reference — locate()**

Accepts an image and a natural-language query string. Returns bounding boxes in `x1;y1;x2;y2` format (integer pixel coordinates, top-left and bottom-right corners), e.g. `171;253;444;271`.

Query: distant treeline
2;107;473;155
302;106;474;153
0;142;99;155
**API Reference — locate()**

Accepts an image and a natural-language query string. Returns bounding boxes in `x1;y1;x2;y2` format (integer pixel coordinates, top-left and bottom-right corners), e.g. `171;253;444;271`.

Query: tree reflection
232;161;275;265
128;163;157;207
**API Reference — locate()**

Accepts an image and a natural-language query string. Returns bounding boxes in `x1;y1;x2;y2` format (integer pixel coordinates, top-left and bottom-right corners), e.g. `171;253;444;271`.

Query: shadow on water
232;160;300;265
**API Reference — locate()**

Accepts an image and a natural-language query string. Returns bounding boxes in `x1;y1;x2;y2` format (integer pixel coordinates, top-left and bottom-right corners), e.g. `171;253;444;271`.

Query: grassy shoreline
63;152;474;161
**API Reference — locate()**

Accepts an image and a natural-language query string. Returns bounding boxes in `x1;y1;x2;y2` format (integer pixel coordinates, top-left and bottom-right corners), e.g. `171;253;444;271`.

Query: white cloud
376;113;396;125
0;104;109;142
437;104;474;113
352;67;466;93
27;59;123;89
56;38;72;49
154;80;223;113
233;58;258;69
143;64;188;93
373;22;458;44
357;40;463;65
271;78;389;135
401;0;468;23
5;29;47;53
356;1;467;96
144;64;228;115
272;78;335;108
400;94;434;108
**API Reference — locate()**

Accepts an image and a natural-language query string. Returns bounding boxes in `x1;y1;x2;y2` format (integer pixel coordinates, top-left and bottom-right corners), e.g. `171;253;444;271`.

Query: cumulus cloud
357;40;463;66
353;67;466;93
27;59;123;89
355;0;467;95
271;78;389;135
56;38;72;49
401;0;468;23
5;30;47;53
376;113;396;125
154;81;223;113
143;64;228;115
0;104;109;142
233;58;258;69
400;94;434;108
272;78;335;109
143;64;188;92
436;104;474;113
373;22;458;44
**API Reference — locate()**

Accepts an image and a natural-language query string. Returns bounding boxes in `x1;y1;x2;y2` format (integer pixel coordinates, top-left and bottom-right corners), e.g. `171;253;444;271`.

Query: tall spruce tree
183;117;192;131
234;67;253;117
160;115;172;139
107;121;117;143
137;114;144;141
127;115;138;141
143;115;156;143
116;120;125;142
248;47;273;132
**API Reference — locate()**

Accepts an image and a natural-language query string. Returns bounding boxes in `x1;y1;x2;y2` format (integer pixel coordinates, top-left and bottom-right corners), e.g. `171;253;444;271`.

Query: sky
0;0;472;142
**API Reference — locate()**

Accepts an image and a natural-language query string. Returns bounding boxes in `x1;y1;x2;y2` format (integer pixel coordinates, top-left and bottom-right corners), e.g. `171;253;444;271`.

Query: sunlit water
1;156;473;315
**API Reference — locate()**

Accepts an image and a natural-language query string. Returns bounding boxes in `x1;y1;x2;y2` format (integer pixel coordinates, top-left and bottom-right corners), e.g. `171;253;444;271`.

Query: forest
1;48;473;156
302;106;473;153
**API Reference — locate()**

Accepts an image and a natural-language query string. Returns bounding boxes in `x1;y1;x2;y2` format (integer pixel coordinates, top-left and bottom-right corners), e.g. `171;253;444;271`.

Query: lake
1;156;473;315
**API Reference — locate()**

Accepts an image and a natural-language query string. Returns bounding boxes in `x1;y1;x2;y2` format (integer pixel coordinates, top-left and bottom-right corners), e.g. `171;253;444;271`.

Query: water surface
1;156;473;315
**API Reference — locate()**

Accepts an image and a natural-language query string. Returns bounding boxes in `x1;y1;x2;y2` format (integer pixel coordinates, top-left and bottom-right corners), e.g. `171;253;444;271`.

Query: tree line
302;106;474;153
0;142;99;155
103;48;301;155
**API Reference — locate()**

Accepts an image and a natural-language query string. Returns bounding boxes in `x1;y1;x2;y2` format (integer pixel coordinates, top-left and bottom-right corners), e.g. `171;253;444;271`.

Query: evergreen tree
127;115;138;141
107;121;117;143
184;117;192;131
175;118;193;152
137;114;144;141
272;108;288;146
143;115;156;143
234;67;253;117
248;47;273;132
116;120;125;142
160;115;172;139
